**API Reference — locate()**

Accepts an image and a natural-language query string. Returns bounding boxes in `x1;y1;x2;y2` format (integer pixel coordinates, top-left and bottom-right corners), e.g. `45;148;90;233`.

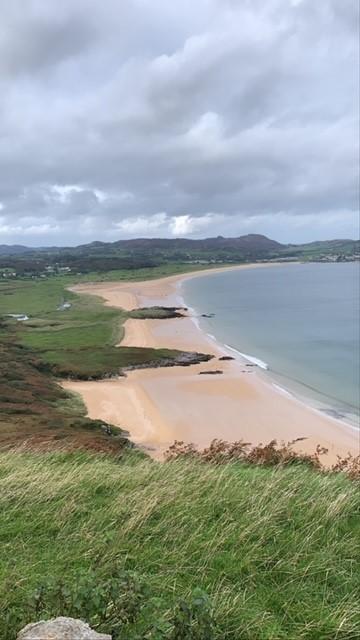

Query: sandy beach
64;265;359;464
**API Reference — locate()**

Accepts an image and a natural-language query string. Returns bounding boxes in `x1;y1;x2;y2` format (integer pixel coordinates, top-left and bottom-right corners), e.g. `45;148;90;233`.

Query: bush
33;570;146;635
5;571;215;640
169;589;216;640
165;438;360;479
165;438;328;469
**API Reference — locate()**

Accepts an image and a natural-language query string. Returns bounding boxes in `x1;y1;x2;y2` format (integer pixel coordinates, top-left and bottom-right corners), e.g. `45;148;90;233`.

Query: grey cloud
0;0;358;245
0;1;98;76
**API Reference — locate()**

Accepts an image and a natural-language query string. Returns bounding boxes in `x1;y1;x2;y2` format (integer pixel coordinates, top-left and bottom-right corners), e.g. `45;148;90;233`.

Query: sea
182;263;360;427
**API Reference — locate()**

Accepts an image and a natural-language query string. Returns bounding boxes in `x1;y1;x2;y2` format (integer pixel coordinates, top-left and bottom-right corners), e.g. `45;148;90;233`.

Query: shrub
24;569;147;638
332;453;360;480
165;438;327;469
169;589;216;640
165;438;360;479
6;572;216;640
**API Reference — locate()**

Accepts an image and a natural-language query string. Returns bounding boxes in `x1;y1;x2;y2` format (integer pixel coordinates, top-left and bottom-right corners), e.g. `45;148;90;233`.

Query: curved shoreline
178;277;359;432
65;264;359;464
180;277;359;430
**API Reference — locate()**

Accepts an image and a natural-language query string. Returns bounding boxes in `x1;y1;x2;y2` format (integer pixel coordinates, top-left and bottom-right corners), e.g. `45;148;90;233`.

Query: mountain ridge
0;234;358;256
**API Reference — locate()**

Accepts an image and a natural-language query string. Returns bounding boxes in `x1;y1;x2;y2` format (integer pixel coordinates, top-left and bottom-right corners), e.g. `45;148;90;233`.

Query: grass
0;260;229;346
0;261;222;351
0;277;133;449
0;263;218;306
0;267;211;378
1;281;125;349
0;272;207;381
0;334;132;452
39;346;190;379
0;450;359;639
80;262;222;282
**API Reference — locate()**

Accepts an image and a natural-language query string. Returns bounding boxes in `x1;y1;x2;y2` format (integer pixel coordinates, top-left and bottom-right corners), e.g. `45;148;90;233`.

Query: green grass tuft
1;451;359;639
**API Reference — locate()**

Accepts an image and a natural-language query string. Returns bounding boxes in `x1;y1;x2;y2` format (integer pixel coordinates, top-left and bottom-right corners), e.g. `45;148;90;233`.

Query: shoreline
65;264;359;464
183;293;359;432
179;279;359;434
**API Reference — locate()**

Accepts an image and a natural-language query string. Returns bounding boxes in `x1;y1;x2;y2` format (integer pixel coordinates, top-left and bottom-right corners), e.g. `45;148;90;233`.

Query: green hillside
1;235;359;277
1;450;359;639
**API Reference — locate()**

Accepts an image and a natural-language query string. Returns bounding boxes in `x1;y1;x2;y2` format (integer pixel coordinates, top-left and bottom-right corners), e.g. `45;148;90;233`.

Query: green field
0;267;211;381
1;274;126;352
1;451;359;639
0;262;216;316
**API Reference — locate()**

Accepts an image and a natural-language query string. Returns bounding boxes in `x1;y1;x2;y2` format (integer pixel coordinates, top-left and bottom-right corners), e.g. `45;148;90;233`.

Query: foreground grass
1;451;359;639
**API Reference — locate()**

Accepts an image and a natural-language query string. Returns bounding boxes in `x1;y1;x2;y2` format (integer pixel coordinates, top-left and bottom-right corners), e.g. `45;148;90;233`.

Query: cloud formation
0;0;358;245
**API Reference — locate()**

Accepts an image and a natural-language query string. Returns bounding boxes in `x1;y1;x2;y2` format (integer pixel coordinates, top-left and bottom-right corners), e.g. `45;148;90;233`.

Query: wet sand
64;266;359;464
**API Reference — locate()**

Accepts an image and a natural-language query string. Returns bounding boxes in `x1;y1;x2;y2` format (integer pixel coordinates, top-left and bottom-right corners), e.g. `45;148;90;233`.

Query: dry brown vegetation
332;452;360;480
0;326;130;453
165;438;360;479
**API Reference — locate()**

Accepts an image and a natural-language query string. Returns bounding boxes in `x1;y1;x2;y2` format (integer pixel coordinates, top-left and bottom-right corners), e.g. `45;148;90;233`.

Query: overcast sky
0;0;358;246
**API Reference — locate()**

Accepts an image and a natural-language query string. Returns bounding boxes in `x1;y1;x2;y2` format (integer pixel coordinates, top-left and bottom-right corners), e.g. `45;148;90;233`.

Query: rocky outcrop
17;617;111;640
123;351;213;372
129;306;188;319
199;369;223;375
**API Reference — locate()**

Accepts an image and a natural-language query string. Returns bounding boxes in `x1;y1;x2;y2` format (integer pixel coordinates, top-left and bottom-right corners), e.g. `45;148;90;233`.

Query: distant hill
74;234;283;255
0;234;283;254
0;234;358;276
0;244;33;256
113;234;283;251
2;233;358;256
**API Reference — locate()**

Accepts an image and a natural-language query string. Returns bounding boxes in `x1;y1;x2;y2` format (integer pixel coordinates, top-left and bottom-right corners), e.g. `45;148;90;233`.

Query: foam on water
182;263;360;425
224;345;269;369
236;351;269;370
272;383;293;398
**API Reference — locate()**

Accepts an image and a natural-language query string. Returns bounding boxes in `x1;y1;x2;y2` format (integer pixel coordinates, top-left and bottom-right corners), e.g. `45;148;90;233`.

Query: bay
182;263;360;425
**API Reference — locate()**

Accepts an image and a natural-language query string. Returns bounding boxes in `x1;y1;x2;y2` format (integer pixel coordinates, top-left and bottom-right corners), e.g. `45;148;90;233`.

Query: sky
0;0;358;247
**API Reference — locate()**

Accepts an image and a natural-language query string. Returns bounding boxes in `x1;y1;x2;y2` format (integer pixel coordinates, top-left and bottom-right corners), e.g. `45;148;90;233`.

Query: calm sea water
182;263;360;424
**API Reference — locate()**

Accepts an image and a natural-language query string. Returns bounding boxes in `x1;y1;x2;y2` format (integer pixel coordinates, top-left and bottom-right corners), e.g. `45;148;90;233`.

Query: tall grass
1;451;359;638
